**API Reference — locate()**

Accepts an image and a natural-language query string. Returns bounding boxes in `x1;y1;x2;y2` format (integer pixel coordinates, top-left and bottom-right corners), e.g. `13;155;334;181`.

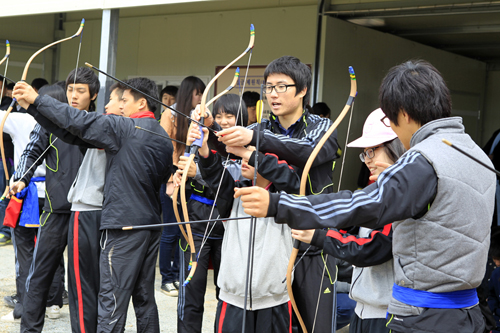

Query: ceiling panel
326;0;500;65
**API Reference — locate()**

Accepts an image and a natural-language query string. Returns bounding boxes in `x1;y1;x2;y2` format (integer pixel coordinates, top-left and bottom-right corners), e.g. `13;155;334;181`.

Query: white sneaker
1;311;20;322
45;305;61;319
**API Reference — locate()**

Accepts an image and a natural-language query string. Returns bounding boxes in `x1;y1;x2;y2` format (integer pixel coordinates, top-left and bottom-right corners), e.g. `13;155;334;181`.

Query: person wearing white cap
237;60;495;333
291;108;405;333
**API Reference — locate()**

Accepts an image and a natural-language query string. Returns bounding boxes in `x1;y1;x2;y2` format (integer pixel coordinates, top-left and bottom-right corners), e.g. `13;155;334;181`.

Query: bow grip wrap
190;116;205;154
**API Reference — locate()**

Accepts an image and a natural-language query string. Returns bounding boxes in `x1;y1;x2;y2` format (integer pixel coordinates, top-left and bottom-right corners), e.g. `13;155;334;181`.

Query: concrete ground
0;243;217;333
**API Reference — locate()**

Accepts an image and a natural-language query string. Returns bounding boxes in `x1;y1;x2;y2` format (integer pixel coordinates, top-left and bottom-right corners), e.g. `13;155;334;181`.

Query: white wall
0;14;55;82
58;5;318;88
321;17;487;191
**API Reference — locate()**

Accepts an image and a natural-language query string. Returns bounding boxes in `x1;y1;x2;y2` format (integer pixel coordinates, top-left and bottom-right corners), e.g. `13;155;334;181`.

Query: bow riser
287;66;357;333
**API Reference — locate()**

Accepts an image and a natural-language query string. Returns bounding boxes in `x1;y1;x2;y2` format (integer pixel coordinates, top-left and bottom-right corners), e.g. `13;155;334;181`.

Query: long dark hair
383;138;405;163
174;76;205;157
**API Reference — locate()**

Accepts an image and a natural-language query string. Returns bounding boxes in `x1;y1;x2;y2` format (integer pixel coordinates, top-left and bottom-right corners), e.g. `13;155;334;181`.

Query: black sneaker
3;294;18;308
173;281;180;290
160;283;178;297
62;290;68;305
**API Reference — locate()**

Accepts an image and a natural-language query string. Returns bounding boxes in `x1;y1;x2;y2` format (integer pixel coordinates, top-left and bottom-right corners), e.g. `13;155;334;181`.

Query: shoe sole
160;290;178;297
46;314;61;319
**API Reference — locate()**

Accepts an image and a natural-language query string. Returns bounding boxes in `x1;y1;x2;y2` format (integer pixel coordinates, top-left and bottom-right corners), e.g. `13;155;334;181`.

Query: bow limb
0;19;85;200
172;185;190;243
0;40;10;67
286;67;357;333
178;24;255;286
198;24;254;120
0;40;11;192
205;67;240;107
180;152;198;286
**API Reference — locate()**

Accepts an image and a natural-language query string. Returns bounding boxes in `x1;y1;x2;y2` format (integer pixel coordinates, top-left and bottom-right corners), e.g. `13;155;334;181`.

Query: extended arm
310;225;393;267
269;151;437;230
248;117;339;168
24;105;97;148
247;151;301;194
32;95;125;152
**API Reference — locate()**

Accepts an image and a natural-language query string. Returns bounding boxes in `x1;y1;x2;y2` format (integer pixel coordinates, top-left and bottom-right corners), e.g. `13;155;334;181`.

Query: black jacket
208;110;339;195
207;110;339;255
199;148;301;217
31;95;173;229
15;122;83;214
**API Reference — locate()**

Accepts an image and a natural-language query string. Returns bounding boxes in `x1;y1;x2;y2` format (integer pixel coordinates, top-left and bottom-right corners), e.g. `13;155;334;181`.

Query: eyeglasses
381;115;391;127
263;84;296;94
359;145;384;162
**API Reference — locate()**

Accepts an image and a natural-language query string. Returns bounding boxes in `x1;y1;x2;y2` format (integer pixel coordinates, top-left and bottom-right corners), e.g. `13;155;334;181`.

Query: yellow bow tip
442;139;452;146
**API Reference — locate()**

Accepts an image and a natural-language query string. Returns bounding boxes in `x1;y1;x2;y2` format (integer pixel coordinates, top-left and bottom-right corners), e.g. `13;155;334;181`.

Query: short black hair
213;94;248;127
312;102;330;118
109;82;124;99
31;78;49;92
123;77;159;113
242;91;259;108
38;84;67;104
65;67;100;111
264;56;311;108
379;60;452;126
6;83;14;90
160;85;178;99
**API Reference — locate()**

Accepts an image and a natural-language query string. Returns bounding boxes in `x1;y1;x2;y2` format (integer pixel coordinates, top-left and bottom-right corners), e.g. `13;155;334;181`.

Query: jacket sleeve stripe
278;151;422;219
326;223;392;245
265;153;294;170
16;123;43;177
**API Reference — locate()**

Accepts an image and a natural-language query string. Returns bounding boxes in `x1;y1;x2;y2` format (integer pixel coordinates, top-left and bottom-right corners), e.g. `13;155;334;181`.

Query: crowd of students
0;54;497;333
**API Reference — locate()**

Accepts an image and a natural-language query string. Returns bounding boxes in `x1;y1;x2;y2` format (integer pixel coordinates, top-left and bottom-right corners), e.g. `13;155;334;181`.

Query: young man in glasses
237;60;494;333
209;55;340;333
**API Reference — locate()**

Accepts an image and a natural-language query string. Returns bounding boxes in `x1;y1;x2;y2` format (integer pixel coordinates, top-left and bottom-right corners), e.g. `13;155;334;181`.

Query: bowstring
311;100;355;333
11;29;83;192
0;56;8;106
195;49;253;259
47;24;84;152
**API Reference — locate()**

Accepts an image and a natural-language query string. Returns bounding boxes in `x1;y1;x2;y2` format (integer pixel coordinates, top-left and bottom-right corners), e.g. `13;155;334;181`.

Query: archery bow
177;24;255;287
241;85;264;331
0;40;10;103
0;40;9;68
0;20;85;200
286;67;357;333
171;67;241;243
0;40;10;199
